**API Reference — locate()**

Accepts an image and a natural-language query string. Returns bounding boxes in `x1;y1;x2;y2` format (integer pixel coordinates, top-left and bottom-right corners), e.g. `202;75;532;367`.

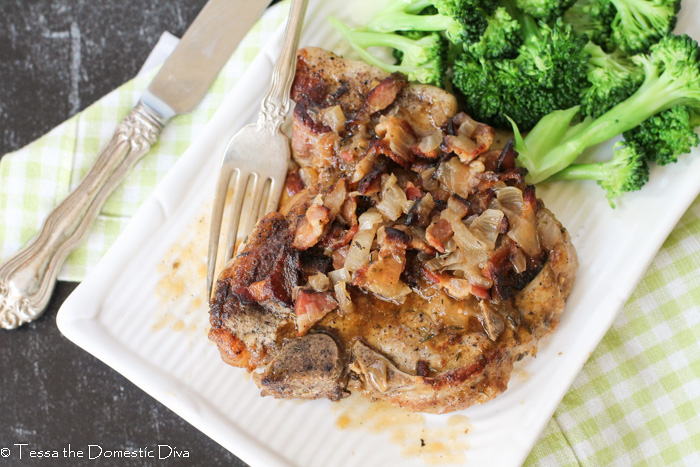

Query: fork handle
258;0;309;130
0;101;164;329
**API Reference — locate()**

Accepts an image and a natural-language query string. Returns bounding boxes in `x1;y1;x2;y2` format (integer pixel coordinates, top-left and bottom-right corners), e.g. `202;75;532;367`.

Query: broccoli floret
465;7;523;59
564;0;616;50
452;16;589;130
330;18;448;87
514;0;577;22
624;105;700;165
551;142;649;206
364;0;497;44
609;0;681;54
510;34;700;184
392;5;439;62
581;42;643;117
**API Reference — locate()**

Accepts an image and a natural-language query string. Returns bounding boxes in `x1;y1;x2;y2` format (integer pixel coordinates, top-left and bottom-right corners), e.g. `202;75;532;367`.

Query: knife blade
143;0;272;118
0;0;272;330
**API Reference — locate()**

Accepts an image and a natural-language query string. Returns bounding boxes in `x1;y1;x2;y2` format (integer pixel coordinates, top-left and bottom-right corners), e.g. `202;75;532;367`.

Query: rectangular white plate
57;1;700;466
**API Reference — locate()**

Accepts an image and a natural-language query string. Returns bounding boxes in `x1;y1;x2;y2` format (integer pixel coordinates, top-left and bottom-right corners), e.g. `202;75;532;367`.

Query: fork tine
222;170;250;264
236;173;268;253
256;178;272;220
207;164;237;299
265;177;284;214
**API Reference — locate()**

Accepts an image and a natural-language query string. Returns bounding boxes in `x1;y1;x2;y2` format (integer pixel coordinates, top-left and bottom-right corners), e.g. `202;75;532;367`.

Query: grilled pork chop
209;48;578;413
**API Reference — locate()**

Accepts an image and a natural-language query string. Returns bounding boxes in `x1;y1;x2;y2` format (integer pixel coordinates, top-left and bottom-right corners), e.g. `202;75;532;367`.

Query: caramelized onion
496;187;523;215
334;281;354;314
317;105;346;133
507;217;540;257
344;208;383;272
376;174;411;221
510;246;527;274
328;267;352;284
469;209;504;250
435;157;485;198
308;273;330;292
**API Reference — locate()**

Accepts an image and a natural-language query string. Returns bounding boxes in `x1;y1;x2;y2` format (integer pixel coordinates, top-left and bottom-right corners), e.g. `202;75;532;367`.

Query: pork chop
209;48;578;413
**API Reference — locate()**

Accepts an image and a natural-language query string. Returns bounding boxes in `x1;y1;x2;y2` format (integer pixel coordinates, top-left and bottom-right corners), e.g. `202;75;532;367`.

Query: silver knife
0;0;272;329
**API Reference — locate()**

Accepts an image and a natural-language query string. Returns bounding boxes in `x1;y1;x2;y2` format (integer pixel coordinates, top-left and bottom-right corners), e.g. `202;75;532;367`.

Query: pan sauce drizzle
153;201;213;338
333;394;471;465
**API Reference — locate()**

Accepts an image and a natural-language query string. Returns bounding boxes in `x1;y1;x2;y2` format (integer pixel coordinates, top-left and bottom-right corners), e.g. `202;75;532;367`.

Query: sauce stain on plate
334;394;471;465
153;202;214;339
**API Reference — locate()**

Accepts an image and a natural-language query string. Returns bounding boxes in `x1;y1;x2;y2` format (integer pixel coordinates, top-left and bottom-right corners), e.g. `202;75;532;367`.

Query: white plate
57;1;700;466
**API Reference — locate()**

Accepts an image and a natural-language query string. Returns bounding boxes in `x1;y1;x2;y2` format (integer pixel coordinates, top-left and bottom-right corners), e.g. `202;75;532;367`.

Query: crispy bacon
293;197;332;250
347;73;406;131
295;290;338;336
322;224;359;250
426;217;453;254
405;181;422;201
440;112;495;164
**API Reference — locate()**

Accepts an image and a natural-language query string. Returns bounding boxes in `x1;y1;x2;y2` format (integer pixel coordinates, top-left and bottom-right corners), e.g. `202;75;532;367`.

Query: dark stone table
0;1;264;465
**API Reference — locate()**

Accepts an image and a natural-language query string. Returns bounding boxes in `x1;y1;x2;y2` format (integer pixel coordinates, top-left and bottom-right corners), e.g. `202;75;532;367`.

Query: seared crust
209;49;578;412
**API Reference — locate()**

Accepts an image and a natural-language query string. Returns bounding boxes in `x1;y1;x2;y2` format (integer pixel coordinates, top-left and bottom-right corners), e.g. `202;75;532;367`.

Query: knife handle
0;101;165;329
258;0;309;130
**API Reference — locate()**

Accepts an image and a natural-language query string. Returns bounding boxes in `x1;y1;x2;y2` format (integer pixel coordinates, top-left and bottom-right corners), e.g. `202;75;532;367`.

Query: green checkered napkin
2;1;699;464
526;198;700;466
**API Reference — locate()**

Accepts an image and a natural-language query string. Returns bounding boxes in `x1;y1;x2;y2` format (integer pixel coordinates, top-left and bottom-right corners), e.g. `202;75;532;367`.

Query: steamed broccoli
624;105;700;165
609;0;681;54
564;0;616;50
364;0;498;44
330;18;448;87
464;6;522;59
511;34;700;184
581;42;643;117
515;0;577;22
452;16;589;130
551;141;649;206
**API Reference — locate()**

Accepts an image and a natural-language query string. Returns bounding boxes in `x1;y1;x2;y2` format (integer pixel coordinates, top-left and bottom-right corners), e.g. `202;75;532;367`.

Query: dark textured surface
0;1;259;465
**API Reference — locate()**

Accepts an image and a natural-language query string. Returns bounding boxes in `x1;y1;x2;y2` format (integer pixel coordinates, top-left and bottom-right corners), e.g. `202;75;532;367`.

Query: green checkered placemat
2;1;699;464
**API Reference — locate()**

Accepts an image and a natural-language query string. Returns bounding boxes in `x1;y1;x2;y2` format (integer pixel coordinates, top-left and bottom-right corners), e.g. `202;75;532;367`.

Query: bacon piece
295;290;338;336
425;196;468;252
405;181;422;201
357;156;389;195
426;217;453;254
293;196;332;250
347;73;406;131
393;224;437;255
482;244;512;301
441;112;495;164
497;138;517;172
322;224;359;251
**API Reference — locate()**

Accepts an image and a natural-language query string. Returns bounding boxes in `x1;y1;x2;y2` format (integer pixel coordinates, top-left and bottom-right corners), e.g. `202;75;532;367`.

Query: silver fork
206;0;309;299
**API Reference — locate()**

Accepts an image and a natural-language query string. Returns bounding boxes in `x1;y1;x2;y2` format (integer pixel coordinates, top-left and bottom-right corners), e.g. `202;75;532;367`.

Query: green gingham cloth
2;2;700;464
